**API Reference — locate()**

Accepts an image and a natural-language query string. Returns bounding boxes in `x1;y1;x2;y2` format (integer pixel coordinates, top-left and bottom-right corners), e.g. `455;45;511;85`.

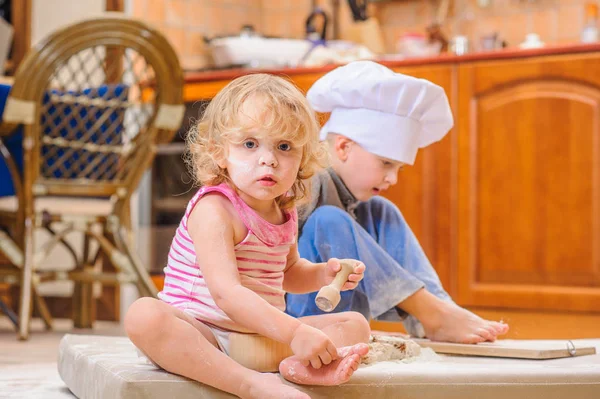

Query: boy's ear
334;135;354;162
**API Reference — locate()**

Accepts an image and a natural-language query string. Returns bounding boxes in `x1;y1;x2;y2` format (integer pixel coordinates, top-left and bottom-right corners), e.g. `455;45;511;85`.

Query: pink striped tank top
157;183;298;333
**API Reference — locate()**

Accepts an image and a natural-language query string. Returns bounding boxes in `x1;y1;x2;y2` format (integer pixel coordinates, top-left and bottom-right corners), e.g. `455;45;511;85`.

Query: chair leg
33;286;53;330
18;219;34;340
72;232;95;329
0;298;18;329
72;278;94;329
114;228;158;298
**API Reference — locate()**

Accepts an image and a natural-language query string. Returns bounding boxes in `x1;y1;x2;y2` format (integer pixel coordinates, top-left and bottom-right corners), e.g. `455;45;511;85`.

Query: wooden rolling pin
315;260;355;312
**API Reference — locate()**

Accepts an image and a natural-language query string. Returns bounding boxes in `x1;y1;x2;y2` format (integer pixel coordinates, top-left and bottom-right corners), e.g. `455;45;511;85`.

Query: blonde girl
125;74;370;399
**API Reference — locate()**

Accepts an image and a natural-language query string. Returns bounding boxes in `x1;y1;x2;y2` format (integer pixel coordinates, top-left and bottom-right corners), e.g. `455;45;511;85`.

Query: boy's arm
188;195;301;344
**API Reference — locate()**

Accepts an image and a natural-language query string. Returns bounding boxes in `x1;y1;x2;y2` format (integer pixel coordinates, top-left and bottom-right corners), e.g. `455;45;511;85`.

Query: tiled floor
0;317;125;399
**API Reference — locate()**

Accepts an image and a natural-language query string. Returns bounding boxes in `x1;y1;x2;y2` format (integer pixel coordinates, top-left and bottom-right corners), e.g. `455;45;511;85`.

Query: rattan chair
0;14;184;340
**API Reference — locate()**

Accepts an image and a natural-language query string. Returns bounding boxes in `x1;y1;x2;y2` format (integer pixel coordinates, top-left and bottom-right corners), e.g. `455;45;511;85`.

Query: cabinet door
383;64;457;295
457;54;600;312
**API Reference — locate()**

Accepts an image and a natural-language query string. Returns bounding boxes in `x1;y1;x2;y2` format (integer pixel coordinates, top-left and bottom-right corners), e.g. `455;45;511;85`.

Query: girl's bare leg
279;311;371;386
299;311;371;346
125;298;308;399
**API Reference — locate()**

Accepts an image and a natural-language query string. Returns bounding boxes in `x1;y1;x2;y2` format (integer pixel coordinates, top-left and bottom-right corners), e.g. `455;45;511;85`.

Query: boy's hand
289;324;338;369
324;258;365;291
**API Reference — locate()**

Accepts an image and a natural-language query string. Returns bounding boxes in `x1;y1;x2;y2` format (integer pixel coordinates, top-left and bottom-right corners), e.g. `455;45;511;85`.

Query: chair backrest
2;15;184;203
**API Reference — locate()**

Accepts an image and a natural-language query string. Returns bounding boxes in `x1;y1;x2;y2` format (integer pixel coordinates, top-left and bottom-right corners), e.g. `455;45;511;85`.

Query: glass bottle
581;2;599;43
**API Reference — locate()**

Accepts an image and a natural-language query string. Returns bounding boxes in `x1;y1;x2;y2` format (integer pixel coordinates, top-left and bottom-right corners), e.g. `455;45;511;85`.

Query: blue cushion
0;84;24;197
41;84;128;180
0;84;128;196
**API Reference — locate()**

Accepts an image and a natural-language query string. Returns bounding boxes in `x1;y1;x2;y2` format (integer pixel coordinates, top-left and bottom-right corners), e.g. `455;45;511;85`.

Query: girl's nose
259;151;278;167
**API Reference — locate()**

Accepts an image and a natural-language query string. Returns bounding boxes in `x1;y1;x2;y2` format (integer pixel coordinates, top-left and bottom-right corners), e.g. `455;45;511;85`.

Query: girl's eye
382;160;392;166
243;140;256;149
278;142;292;151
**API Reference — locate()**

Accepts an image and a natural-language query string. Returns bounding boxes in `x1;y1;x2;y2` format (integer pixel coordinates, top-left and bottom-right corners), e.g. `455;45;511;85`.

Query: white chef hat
307;60;454;165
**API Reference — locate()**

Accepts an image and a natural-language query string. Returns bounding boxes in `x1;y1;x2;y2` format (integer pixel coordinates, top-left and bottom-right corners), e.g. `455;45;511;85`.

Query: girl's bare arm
282;242;328;294
187;194;302;344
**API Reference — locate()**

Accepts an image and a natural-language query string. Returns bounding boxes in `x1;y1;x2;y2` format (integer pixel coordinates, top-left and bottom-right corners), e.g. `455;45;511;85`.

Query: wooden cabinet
382;53;600;313
456;53;600;312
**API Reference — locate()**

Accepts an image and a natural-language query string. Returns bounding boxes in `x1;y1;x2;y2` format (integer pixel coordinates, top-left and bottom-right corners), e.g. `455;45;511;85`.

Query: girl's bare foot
400;289;509;344
279;343;369;386
241;372;309;399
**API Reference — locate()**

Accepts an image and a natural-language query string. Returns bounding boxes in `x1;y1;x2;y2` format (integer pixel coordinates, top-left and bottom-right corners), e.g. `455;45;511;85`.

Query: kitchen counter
183;42;600;101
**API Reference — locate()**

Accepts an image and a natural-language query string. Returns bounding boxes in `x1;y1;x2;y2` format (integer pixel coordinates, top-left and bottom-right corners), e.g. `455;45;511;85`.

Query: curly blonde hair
185;74;328;209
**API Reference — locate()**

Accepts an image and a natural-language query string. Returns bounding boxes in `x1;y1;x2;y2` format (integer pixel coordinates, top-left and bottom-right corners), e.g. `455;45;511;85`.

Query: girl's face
218;100;303;209
223;135;302;206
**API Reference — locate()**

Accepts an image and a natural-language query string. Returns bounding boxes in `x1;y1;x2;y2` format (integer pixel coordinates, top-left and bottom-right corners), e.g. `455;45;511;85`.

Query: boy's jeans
286;196;452;337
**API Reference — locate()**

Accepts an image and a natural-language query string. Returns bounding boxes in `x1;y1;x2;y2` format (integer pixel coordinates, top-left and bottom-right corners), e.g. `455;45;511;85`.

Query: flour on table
362;335;440;365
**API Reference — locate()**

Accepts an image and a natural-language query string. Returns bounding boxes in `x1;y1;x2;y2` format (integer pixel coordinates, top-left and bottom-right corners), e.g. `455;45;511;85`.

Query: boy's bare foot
279;343;369;386
422;301;509;344
400;289;509;344
241;373;309;399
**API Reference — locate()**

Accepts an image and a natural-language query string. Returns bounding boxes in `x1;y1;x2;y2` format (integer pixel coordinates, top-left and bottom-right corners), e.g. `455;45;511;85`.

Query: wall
130;0;315;70
132;0;600;70
31;0;105;44
377;0;600;53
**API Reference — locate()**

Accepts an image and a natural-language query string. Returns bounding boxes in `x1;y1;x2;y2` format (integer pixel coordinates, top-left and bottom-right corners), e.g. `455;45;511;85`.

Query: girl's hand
289;323;338;369
324;258;365;291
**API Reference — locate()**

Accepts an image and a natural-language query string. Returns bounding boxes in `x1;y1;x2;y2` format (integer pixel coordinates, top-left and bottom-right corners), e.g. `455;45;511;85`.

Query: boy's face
332;135;404;201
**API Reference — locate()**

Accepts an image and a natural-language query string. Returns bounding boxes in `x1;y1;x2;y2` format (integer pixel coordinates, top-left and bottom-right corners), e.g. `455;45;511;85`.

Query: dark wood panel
476;82;598;287
105;0;124;12
457;53;600;312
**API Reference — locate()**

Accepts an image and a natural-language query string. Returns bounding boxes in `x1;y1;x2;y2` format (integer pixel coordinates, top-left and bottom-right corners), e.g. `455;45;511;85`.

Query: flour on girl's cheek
226;155;254;176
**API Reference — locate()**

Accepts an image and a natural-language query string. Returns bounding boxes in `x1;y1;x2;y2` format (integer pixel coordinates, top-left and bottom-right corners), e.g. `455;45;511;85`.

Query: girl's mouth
259;176;276;186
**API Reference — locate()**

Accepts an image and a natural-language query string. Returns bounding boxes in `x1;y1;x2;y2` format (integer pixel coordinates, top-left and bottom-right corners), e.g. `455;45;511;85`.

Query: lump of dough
362;335;422;365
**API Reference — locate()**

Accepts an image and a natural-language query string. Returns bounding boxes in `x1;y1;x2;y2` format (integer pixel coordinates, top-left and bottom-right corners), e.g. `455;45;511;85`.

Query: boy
286;61;509;343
